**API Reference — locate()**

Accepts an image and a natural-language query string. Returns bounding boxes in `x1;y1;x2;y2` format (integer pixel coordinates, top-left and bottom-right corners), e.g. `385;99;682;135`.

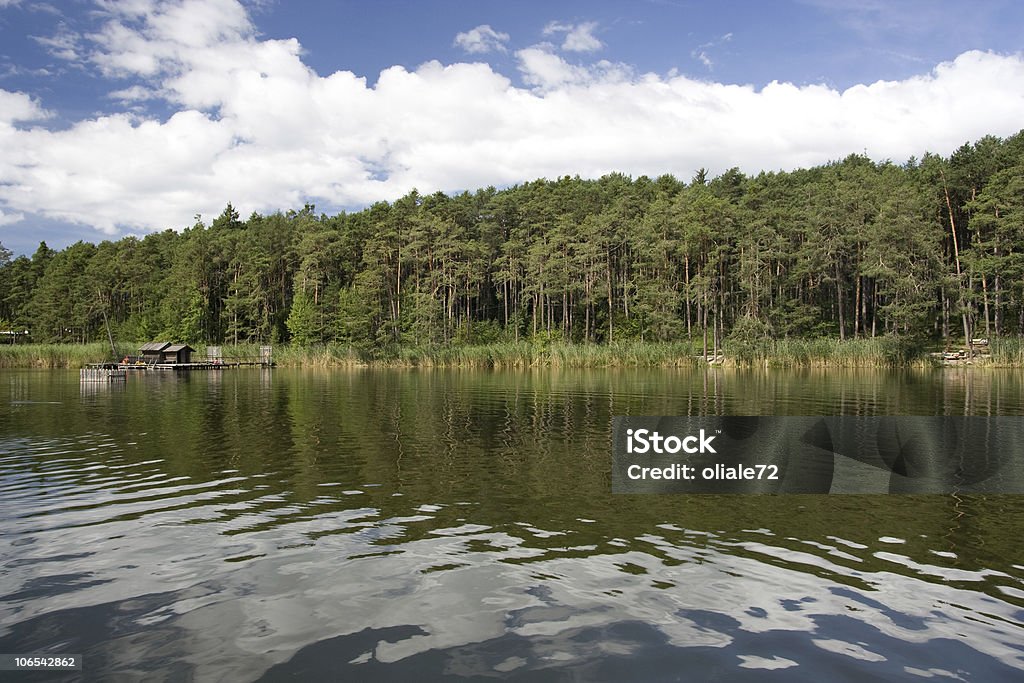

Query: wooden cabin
139;341;171;364
138;342;194;364
163;344;194;364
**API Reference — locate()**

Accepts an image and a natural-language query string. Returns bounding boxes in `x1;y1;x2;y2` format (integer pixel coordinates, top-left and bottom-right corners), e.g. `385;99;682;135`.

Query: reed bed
0;342;134;368
757;337;924;368
988;337;1024;366
266;341;703;368
6;337;1024;369
224;338;932;368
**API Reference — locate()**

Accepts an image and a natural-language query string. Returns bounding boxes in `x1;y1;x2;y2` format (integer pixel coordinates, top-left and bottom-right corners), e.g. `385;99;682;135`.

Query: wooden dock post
81;367;127;382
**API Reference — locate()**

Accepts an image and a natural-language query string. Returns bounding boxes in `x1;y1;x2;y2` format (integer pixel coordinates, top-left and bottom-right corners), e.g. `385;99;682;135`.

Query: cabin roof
139;341;171;352
165;344;194;353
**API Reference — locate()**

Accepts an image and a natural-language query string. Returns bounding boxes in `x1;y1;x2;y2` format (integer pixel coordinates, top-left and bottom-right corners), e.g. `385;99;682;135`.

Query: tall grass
221;338;935;368
735;336;1024;368
0;342;135;368
757;337;924;368
266;341;704;368
256;344;363;367
988;337;1024;366
5;336;1024;369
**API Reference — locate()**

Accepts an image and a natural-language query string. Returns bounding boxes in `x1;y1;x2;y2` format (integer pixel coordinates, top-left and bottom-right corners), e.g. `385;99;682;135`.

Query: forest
1;131;1022;360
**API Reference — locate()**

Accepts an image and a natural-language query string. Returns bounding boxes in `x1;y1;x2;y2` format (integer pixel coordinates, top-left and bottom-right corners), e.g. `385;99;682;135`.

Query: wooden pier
115;360;271;371
81;366;127;382
87;344;274;374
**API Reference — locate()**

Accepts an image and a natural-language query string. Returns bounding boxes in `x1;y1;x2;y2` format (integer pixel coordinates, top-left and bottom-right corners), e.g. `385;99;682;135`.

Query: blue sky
0;0;1023;255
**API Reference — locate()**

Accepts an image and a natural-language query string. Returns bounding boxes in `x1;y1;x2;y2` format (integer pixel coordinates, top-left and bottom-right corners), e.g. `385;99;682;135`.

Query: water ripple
2;368;1024;680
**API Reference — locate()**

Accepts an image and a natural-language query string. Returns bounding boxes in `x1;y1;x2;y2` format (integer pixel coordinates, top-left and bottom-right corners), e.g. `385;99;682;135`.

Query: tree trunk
981;274;990;336
606;252;614;342
854;275;861;338
836;262;845;341
702;289;708;361
941;169;971;348
684;255;692;346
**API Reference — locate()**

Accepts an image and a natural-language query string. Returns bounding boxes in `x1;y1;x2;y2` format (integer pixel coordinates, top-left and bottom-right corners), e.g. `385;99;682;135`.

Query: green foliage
175;286;206;344
336;278;377;349
3;130;1024;364
286;288;319;346
724;316;774;364
876;334;928;365
403;290;445;345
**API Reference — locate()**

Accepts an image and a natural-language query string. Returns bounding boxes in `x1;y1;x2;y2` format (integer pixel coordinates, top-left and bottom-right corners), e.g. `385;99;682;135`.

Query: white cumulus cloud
543;21;603;52
31;23;83;61
0;89;51;122
108;84;156;101
453;24;510;54
1;0;1023;239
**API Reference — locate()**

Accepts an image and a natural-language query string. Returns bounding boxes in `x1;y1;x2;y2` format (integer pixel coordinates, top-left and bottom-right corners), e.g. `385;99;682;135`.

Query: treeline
1;131;1022;357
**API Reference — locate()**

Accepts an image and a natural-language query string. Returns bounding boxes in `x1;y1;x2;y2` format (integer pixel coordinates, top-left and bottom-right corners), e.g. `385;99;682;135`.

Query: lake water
1;367;1023;681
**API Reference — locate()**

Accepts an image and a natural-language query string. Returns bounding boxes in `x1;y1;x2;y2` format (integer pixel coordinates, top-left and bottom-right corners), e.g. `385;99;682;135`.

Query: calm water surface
1;367;1023;681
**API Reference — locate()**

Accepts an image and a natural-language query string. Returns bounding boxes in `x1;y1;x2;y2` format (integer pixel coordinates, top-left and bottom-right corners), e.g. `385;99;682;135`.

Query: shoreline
1;339;1021;370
